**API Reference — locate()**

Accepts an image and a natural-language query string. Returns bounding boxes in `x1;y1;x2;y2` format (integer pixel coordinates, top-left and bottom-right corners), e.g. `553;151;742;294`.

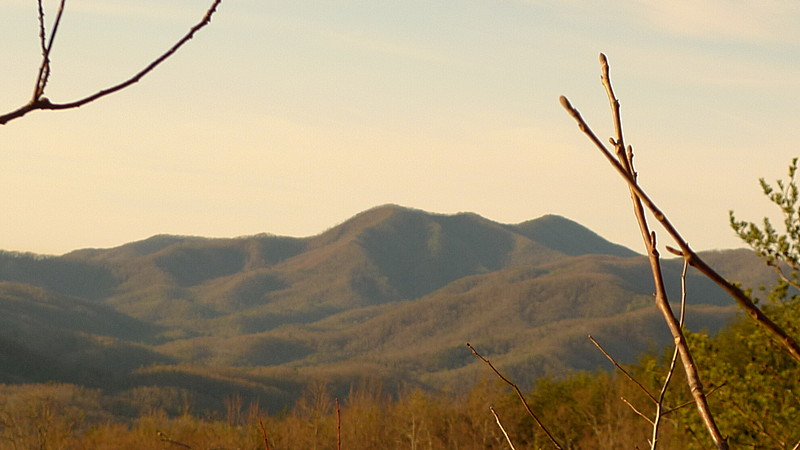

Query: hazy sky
1;0;799;255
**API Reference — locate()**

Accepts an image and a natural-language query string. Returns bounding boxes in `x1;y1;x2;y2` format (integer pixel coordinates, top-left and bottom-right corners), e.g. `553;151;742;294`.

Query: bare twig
157;430;194;449
35;0;50;95
662;384;725;416
33;0;67;100
589;335;656;403
257;417;271;450
490;406;517;450
466;343;563;449
336;397;342;450
1;0;223;125
621;397;654;426
560;53;728;449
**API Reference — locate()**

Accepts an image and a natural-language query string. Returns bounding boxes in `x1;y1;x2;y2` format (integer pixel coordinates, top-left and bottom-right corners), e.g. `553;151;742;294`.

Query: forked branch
559;78;800;365
561;53;728;449
1;0;223;125
33;0;66;101
650;257;691;448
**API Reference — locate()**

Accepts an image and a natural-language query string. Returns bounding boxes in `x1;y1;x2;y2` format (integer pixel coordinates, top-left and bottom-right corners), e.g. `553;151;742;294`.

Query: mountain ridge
0;205;775;412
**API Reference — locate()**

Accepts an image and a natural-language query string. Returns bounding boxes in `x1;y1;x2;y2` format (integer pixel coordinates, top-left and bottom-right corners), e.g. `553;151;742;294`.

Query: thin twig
662;384;725;416
157;430;194;449
33;0;67;100
466;343;563;449
490;406;517;450
1;0;223;125
621;397;654;426
257;417;271;450
36;0;48;84
336;397;341;450
588;335;656;403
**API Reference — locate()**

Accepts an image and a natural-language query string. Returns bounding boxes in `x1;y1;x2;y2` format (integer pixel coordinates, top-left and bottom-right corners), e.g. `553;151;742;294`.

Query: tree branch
652;257;690;449
33;0;67;100
490;406;517;450
336;397;342;450
621;396;654;426
561;53;728;449
466;342;563;449
35;0;49;97
560;87;800;365
588;335;656;403
157;430;193;449
1;0;222;125
257;417;271;450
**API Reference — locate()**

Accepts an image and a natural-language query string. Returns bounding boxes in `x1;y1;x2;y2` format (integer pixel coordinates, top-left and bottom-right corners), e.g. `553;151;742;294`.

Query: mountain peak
513;214;638;257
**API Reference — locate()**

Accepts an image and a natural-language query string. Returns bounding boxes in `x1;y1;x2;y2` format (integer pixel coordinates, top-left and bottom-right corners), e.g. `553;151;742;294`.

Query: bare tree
560;55;800;366
0;0;223;125
559;53;728;449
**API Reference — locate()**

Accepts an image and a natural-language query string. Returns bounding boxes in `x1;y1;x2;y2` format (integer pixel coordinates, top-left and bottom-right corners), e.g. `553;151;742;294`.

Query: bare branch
336;397;342;450
561;53;728;449
490;406;517;450
621;396;654;426
466;342;563;449
36;0;48;72
662;383;725;416
588;335;656;403
651;257;690;449
257;417;271;450
157;430;193;449
1;0;223;125
33;0;67;100
600;53;630;175
561;78;800;365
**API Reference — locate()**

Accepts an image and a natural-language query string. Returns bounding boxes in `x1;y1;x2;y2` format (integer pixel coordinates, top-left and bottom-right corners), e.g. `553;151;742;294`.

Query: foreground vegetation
0;370;683;449
2;300;798;449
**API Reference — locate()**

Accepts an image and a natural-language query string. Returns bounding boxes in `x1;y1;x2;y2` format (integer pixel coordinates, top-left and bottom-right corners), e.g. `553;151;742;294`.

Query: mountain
0;205;775;411
511;214;638;257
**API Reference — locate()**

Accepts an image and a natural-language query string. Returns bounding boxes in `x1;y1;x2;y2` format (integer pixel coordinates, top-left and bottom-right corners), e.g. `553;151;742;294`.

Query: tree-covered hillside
0;205;775;417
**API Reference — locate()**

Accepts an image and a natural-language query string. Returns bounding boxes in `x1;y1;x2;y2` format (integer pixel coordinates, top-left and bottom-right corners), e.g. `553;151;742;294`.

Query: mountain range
0;204;775;412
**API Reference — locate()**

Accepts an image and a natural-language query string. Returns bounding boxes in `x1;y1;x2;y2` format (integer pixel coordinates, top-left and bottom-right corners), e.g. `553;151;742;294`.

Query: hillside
0;205;776;411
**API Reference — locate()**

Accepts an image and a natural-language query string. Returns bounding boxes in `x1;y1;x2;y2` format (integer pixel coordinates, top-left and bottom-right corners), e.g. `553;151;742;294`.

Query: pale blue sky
1;1;799;255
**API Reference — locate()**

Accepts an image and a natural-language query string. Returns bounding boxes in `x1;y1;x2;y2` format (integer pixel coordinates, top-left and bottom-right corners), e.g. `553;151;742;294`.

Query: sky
1;0;799;256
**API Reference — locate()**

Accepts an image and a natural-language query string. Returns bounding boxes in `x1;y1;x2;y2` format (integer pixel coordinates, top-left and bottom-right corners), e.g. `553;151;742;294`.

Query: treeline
2;301;798;449
0;375;663;449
